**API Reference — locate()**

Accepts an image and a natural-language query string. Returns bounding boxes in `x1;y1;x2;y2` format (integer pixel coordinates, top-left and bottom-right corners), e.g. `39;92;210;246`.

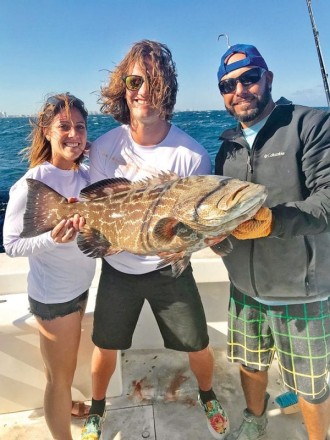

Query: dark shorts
28;291;89;321
228;284;330;403
92;260;209;352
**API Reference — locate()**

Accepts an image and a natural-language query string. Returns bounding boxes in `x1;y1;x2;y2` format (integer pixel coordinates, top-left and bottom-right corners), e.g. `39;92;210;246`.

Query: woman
3;93;96;440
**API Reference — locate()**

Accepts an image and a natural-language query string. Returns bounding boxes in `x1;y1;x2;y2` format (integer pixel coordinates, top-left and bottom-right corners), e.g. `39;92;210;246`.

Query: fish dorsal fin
147;170;179;185
131;171;179;190
80;178;131;201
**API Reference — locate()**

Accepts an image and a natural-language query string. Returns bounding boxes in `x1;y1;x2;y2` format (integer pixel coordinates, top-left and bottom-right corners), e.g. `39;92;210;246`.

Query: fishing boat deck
0;349;313;440
0;249;327;440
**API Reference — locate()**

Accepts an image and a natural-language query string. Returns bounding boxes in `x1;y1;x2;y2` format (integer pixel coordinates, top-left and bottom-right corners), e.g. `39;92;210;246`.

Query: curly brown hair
100;40;178;124
24;93;88;170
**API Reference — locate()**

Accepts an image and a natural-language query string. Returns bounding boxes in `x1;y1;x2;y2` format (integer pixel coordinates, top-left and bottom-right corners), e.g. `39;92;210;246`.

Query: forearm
271;191;330;238
4;232;58;258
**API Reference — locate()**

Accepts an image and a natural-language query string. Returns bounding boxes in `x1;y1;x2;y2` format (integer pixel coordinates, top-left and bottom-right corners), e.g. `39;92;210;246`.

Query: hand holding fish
50;199;86;243
51;219;77;243
67;198;86;231
231;207;273;239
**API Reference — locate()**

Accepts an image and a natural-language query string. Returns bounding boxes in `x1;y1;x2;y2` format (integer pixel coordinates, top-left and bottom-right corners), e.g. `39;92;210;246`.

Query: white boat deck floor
0;347;322;440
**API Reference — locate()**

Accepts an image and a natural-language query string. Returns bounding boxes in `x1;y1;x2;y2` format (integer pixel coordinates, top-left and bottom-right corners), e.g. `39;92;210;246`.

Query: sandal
71;401;90;418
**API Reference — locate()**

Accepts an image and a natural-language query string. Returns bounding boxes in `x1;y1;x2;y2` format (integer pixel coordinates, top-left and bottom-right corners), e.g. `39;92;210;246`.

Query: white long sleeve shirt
3;162;96;303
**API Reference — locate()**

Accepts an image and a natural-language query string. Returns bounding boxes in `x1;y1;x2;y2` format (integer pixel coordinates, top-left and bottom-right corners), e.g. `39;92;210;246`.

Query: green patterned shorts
228;284;330;403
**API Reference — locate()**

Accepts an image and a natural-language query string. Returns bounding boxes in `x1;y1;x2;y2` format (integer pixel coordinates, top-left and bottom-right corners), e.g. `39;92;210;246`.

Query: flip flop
71;401;90;418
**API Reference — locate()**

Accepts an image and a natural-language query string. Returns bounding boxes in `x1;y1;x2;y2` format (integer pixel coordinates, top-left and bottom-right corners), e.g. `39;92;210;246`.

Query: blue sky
1;0;330;115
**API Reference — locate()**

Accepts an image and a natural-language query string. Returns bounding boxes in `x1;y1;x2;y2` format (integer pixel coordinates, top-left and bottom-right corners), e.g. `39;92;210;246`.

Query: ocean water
0;110;235;252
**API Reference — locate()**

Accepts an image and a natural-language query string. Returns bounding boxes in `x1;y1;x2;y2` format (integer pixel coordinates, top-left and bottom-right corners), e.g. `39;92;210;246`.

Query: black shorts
92;260;209;352
28;291;88;321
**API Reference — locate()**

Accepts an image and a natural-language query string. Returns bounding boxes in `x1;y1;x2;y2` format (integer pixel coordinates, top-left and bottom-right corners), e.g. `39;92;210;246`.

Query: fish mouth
220;183;266;212
217;183;268;226
194;180;267;228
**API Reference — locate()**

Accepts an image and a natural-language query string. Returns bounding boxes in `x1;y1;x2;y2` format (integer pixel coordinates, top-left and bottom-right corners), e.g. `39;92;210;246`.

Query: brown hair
100;40;178;124
24;93;88;169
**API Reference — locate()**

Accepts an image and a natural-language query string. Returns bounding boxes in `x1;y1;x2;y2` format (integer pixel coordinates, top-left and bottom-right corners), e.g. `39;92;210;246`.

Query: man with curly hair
81;40;229;440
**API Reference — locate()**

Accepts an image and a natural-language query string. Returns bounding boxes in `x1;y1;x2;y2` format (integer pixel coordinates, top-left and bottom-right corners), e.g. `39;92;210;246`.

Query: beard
225;87;272;124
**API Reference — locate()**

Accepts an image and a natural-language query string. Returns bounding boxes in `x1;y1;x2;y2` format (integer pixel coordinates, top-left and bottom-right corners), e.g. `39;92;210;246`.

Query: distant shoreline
0;109;226;119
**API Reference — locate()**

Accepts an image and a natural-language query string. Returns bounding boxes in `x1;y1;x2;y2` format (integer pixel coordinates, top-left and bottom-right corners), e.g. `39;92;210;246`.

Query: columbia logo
264;152;285;159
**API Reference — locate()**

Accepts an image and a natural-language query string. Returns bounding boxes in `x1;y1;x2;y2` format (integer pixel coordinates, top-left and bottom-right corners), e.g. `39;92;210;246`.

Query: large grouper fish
20;173;267;277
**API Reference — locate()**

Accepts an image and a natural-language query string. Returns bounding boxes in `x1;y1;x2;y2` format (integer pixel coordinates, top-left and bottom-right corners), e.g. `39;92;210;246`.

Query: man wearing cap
215;43;330;440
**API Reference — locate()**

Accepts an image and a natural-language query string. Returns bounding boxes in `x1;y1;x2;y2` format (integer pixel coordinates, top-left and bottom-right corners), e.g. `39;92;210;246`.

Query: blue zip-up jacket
215;98;330;303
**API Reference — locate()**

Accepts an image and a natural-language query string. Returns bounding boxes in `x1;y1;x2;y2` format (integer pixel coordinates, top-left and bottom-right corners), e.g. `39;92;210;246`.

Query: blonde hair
100;40;178;124
24;93;88;169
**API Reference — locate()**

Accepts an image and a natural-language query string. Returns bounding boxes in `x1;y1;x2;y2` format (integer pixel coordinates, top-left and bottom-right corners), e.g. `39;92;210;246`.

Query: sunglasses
45;93;88;122
218;67;266;95
122;75;145;91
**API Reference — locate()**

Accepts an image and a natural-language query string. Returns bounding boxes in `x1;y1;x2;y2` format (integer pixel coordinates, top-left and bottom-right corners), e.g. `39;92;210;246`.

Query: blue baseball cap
217;44;268;82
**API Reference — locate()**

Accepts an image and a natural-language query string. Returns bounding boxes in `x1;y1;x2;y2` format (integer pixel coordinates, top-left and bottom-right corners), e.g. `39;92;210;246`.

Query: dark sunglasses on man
218;67;266;95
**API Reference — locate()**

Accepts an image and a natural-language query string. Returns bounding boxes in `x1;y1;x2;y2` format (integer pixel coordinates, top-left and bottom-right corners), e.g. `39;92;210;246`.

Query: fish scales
20;174;268;277
97;183;179;253
118;180;189;253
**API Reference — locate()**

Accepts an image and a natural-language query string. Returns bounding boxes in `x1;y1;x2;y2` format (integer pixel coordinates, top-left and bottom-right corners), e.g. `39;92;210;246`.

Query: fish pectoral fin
77;226;113;258
210;237;233;256
154;219;196;244
153;218;179;243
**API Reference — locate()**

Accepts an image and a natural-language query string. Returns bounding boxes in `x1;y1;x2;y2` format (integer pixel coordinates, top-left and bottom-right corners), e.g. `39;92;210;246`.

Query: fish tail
20;178;69;238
